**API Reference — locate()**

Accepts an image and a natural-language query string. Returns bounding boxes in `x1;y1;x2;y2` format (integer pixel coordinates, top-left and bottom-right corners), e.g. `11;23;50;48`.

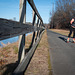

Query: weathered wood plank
0;18;42;40
12;30;45;75
27;0;43;23
35;17;39;40
18;0;26;63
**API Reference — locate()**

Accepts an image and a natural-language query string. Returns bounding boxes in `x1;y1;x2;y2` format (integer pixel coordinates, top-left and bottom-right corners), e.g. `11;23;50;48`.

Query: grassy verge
0;33;33;75
0;31;52;75
0;41;19;75
25;31;52;75
50;29;73;37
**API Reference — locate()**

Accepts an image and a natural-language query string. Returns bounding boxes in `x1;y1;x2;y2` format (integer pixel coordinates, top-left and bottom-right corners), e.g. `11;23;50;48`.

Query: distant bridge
0;0;45;75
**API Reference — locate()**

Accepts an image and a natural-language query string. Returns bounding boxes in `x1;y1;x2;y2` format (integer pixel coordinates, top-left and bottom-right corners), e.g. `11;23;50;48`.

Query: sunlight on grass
25;31;52;75
13;46;18;54
50;29;73;37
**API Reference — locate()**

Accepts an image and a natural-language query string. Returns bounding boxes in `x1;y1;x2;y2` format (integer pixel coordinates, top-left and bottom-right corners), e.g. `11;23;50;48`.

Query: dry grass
25;31;52;75
0;31;52;75
25;33;33;49
50;29;73;37
0;41;18;75
0;33;33;75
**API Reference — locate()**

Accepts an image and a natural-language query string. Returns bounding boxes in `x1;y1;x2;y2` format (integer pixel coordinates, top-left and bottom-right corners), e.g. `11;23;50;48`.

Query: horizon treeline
49;0;75;29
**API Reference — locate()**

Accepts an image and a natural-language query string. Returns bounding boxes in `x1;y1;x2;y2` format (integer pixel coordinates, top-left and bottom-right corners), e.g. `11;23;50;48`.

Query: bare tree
50;0;75;29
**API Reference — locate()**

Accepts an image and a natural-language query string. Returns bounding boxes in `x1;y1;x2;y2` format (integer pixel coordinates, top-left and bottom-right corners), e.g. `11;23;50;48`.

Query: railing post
38;20;41;37
29;10;36;49
36;16;39;40
18;0;26;63
39;21;43;36
32;10;36;44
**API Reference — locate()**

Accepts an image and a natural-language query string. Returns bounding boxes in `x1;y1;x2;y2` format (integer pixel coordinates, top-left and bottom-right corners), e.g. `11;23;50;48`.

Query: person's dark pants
68;26;75;38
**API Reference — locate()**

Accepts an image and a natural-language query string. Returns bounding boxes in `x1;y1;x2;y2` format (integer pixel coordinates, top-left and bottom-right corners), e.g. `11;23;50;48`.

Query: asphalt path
47;30;75;75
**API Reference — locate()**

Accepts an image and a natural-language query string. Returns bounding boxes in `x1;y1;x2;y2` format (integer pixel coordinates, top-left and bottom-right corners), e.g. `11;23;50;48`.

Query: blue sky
0;0;55;23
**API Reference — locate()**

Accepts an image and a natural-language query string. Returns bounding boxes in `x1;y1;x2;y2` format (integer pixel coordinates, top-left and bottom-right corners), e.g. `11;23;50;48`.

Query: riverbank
0;33;33;75
0;31;52;75
0;32;32;48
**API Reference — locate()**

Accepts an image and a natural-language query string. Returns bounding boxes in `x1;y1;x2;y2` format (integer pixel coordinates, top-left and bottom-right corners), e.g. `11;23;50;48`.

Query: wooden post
36;16;39;40
39;20;41;37
40;21;42;35
32;10;36;26
32;10;36;44
29;10;36;49
18;0;26;63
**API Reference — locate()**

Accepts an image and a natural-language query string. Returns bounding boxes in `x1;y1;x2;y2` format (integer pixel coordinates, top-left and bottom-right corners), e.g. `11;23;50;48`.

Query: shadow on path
58;37;67;43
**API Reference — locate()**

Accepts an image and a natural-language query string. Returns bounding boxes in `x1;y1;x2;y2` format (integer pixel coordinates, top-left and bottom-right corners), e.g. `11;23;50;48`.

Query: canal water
0;32;32;47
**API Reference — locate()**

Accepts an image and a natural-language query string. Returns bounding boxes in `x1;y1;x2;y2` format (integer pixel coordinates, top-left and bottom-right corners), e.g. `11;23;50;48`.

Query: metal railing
0;0;45;75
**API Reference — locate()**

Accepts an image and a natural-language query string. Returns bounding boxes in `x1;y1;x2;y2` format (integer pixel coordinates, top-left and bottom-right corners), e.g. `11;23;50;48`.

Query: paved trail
47;30;75;75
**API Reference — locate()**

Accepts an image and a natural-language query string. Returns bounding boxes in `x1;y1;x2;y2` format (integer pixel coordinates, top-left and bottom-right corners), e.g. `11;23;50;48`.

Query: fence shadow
1;61;18;75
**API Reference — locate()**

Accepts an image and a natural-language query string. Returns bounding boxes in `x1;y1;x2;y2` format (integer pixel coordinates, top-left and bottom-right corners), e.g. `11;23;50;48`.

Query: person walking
67;17;75;43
